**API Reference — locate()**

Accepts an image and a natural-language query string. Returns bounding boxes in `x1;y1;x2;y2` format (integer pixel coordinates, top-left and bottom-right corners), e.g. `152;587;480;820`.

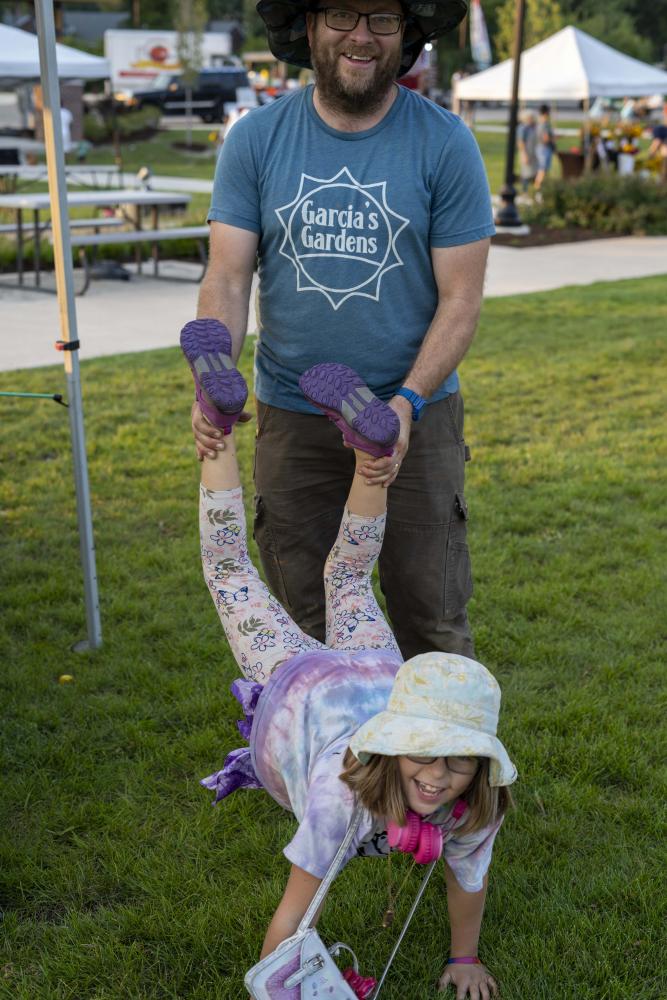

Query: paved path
58;171;215;193
485;236;667;296
117;172;215;193
1;237;666;373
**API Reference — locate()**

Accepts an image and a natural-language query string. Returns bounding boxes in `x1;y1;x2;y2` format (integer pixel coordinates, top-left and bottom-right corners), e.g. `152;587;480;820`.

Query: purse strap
297;800;467;996
371;859;437;999
297;805;365;933
371;800;468;998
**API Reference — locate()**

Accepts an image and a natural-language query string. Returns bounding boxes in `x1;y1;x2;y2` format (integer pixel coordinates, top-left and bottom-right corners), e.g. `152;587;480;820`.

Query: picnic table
0;163;121;191
0;137;46;156
0;188;192;290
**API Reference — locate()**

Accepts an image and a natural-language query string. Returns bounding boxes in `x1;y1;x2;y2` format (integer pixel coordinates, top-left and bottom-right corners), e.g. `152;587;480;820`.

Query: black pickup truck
116;66;251;122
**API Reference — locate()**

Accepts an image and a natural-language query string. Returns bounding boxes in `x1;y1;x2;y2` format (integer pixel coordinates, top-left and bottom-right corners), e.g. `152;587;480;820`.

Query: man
647;101;667;170
517;110;538;192
192;0;494;659
60;104;74;156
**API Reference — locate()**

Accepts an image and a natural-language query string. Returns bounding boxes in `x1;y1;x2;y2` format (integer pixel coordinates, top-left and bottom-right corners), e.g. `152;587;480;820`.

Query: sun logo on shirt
275;167;409;310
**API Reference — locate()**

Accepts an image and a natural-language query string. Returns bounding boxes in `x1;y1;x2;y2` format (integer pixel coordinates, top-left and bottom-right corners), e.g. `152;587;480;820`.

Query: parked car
114;67;251;122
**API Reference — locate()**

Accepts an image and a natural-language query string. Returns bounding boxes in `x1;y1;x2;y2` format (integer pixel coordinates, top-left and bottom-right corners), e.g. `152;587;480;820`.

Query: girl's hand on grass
437;962;498;1000
191;401;251;460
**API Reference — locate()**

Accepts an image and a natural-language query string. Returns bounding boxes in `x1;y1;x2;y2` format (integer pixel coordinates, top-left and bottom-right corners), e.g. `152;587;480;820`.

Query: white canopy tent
455;26;667;102
0;23;110;84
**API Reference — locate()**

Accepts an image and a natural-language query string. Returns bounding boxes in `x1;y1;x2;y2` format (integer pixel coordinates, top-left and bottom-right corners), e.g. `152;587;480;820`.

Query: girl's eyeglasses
406;755;480;775
316;7;404;35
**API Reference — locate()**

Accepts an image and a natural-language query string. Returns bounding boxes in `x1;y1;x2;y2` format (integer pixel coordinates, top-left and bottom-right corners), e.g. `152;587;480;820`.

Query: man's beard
311;34;402;117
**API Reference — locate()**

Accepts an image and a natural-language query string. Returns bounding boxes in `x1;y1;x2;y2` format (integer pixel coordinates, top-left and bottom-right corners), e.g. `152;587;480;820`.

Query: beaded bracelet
447;957;481;965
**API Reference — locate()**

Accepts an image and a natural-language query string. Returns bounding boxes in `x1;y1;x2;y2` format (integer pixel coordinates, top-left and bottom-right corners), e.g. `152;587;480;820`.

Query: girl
182;318;517;1000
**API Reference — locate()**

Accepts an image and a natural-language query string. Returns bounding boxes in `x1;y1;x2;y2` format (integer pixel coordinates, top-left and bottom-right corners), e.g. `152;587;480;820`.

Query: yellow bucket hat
349;652;517;787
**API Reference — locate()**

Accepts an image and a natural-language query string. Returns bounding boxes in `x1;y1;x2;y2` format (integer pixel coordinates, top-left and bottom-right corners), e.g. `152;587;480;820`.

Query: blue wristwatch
396;387;427;422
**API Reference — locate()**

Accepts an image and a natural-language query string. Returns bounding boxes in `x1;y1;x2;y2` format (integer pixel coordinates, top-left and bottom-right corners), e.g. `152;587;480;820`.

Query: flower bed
523;174;667;236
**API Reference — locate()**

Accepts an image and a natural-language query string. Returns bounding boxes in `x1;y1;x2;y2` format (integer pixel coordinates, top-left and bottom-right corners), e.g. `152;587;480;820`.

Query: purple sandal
180;318;248;434
299;363;399;458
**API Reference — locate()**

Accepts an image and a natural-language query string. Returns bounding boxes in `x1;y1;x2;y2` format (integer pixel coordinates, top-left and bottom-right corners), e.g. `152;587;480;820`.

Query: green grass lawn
0;126;521;271
84;121;576;194
1;276;666;999
86;127;220;181
3;118;652;269
82;124;529;192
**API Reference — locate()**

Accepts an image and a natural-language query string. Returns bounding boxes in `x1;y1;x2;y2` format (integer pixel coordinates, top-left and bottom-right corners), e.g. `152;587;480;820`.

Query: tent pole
583;96;593;173
34;0;102;651
494;0;526;227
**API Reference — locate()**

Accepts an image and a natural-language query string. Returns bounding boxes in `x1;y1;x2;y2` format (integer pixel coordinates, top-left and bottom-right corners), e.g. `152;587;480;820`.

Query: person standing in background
517;110;538;192
534;104;556;192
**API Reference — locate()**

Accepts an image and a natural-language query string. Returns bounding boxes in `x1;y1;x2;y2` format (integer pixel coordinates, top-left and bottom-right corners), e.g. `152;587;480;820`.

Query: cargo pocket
444;491;473;619
252;493;333;642
253;492;285;589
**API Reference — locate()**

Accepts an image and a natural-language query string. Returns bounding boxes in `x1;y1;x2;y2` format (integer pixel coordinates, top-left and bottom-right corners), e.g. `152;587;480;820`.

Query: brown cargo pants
253;391;474;660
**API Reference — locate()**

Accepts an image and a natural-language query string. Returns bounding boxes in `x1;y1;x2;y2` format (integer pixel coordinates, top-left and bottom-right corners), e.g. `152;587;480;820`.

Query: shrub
82;111;109;144
117;105;161;139
83;105;161;145
525;174;667;235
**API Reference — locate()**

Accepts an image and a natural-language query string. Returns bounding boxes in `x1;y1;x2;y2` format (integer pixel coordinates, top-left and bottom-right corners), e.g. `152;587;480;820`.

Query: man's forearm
196;270;253;364
401;294;482;400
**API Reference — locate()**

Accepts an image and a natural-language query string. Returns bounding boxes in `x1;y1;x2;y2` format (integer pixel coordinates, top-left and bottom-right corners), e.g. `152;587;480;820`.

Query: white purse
244;807;438;1000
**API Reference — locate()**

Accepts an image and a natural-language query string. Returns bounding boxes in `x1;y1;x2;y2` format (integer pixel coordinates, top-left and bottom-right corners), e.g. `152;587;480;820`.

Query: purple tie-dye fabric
202;647;503;889
232;678;264;740
200;747;263;801
249;648;402;878
199;679;265;800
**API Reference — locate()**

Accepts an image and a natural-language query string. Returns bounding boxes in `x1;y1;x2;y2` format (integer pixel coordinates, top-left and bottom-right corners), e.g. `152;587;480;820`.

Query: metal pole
34;0;102;650
494;0;526;226
582;96;594;173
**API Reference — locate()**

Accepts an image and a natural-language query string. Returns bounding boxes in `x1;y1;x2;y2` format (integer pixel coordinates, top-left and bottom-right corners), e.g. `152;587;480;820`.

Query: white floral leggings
199;485;400;683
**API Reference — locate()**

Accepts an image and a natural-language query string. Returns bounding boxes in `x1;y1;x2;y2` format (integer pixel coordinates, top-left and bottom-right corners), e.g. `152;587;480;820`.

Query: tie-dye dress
202;647;502;889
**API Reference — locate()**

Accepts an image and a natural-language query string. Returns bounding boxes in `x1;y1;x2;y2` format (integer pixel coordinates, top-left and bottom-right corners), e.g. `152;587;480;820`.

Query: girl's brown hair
339;750;513;835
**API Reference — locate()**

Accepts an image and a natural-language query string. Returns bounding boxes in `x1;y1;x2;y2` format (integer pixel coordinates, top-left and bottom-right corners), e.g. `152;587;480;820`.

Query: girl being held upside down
181;317;517;1000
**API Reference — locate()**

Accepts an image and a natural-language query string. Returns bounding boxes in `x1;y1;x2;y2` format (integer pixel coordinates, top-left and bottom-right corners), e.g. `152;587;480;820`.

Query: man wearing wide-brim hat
192;0;495;661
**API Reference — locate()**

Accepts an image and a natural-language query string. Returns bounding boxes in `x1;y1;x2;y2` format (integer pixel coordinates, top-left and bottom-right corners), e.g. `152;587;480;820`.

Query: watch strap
396;387;426;421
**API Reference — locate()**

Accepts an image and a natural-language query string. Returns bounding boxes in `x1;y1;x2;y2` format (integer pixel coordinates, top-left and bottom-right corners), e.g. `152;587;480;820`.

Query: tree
494;0;563;61
557;0;664;62
242;0;266;47
575;9;652;62
174;0;207;148
622;0;667;62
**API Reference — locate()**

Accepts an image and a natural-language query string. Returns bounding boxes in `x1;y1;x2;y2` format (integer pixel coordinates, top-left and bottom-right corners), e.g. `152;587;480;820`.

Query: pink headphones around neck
387;799;468;864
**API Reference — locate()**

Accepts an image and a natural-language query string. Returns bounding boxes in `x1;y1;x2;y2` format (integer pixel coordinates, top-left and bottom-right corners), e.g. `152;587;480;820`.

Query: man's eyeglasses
316;7;404;35
405;755;480;776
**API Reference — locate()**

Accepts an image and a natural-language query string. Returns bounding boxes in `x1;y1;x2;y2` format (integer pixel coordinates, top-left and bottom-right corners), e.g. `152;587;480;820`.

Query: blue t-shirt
208;86;495;413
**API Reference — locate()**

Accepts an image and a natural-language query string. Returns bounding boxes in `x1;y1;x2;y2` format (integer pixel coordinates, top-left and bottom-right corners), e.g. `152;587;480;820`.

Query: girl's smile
398;755;479;816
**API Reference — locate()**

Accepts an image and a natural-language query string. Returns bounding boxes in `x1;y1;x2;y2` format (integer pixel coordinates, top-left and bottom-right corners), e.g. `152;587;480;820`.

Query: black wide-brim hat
256;0;468;77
